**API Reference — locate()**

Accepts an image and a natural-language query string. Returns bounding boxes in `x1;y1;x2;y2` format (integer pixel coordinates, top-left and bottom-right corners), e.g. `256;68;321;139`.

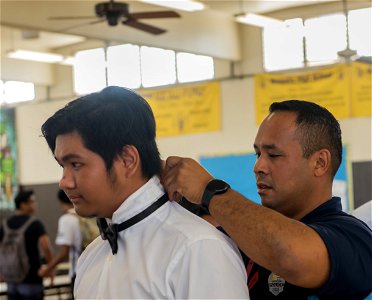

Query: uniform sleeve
55;214;78;246
168;238;250;299
309;216;372;297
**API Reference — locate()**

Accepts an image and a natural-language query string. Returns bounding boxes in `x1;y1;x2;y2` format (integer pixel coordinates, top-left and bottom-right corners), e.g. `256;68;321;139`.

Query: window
0;80;35;104
0;81;4;104
305;14;346;65
263;18;304;71
73;44;214;93
140;46;176;88
73;48;106;95
176;52;214;83
349;7;372;57
263;8;371;71
107;44;141;89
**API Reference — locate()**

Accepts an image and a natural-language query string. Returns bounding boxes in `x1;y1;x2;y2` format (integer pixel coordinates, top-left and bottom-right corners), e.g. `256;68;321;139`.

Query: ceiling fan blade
129;11;180;19
61;19;105;31
49;16;98;20
123;19;166;35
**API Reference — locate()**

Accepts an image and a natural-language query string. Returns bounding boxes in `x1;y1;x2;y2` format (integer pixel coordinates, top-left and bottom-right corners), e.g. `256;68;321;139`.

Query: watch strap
201;179;230;213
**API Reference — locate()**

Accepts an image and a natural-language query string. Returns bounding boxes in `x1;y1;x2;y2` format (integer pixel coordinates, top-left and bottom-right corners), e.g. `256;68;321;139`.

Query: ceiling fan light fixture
107;13;121;26
337;48;358;61
7;49;64;64
235;13;284;28
139;0;205;12
49;0;181;34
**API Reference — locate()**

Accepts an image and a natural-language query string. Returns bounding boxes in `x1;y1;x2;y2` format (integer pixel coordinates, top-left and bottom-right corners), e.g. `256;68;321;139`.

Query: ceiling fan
49;0;181;35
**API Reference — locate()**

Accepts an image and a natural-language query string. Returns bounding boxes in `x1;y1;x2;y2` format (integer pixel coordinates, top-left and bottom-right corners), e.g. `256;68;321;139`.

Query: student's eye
255;152;261;158
269;154;280;158
71;162;82;169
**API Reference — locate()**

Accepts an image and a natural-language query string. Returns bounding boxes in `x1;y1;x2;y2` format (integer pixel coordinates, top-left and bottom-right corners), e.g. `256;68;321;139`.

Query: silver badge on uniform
268;272;285;296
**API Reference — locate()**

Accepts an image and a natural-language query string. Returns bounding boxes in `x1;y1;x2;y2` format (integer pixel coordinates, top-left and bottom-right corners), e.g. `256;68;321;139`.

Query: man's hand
38;265;52;278
161;156;213;204
38;265;55;287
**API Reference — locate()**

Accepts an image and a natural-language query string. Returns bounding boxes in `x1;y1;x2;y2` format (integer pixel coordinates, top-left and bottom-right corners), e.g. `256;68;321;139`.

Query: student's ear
313;149;331;177
118;145;140;177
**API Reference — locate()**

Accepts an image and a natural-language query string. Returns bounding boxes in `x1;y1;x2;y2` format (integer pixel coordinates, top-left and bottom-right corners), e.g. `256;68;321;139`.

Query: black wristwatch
201;179;230;213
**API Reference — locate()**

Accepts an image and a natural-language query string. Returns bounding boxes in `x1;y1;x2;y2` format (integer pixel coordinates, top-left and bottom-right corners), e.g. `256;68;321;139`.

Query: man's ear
118;145;140;177
313;149;331;177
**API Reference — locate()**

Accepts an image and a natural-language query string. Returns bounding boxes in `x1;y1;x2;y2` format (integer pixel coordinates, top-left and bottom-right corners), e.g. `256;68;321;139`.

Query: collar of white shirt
109;176;165;225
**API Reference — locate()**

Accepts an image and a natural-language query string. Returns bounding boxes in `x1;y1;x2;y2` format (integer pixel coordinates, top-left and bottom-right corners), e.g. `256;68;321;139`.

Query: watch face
202;179;230;213
207;179;230;194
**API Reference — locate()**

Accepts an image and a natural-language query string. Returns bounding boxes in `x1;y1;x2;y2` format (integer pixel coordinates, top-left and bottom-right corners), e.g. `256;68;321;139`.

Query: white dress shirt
55;208;82;277
74;176;250;299
352;200;372;229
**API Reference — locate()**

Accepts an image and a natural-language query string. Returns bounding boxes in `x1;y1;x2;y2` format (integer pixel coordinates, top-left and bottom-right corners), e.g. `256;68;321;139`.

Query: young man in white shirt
41;86;250;299
38;190;82;298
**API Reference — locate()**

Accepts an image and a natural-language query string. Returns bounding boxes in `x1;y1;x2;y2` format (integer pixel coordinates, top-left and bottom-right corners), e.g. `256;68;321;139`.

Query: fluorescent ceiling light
139;0;205;12
60;56;75;66
7;49;64;63
235;13;284;28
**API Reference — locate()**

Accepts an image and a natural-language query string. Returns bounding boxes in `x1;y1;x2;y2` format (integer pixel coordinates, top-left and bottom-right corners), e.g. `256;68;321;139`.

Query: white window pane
107;44;141;89
349;8;372;57
177;52;214;83
305;14;346;64
0;80;4;105
73;48;106;95
263;18;304;71
3;81;35;104
140;46;176;88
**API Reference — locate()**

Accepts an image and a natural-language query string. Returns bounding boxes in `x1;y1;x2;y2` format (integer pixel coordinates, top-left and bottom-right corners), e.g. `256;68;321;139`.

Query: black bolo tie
96;193;168;255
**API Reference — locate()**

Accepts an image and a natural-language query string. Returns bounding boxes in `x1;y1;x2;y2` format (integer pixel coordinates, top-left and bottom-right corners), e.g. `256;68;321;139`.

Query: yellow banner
351;62;372;117
255;64;350;124
140;82;221;137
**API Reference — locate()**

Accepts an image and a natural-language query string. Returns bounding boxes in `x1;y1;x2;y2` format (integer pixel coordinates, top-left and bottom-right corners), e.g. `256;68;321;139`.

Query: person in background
163;100;372;299
0;189;54;300
38;189;81;298
40;86;250;299
352;200;372;229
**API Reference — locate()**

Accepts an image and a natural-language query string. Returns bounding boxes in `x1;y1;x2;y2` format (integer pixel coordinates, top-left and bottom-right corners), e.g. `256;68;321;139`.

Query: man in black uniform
163;100;372;299
0;189;54;300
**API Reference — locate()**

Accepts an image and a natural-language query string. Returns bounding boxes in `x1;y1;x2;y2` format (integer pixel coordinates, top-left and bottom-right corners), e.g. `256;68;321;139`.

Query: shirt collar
110;176;165;224
301;196;342;223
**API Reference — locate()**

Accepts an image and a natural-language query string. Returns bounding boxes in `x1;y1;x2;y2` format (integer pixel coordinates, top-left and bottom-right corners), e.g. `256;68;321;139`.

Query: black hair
41;86;161;178
269;100;342;177
15;190;34;209
57;189;71;204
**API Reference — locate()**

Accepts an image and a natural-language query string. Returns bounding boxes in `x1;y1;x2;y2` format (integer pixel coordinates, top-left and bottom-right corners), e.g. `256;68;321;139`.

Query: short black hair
57;189;71;204
41;86;161;179
269;100;342;177
15;190;34;209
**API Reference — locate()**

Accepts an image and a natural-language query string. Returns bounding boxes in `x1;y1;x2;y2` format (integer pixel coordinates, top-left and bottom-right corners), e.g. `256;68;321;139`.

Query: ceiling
1;0;370;59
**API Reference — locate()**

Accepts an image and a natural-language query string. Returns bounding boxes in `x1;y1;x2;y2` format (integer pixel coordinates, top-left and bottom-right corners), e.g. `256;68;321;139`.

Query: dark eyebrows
254;143;278;151
54;153;82;164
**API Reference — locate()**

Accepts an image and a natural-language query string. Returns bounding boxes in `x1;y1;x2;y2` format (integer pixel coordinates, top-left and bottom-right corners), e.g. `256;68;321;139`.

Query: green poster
0;108;17;209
